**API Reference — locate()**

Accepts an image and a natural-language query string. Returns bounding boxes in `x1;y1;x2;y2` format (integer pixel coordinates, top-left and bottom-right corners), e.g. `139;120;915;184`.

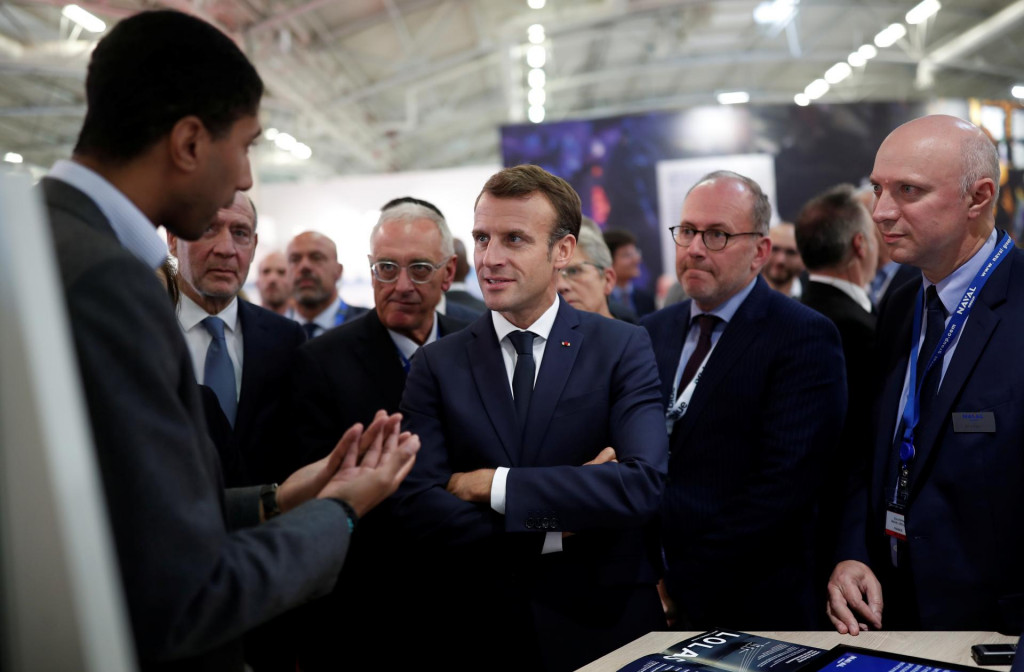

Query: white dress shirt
177;293;244;399
488;297;562;554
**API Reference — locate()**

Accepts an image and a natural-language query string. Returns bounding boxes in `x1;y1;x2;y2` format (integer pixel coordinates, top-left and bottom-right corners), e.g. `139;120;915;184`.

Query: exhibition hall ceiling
1;0;1022;182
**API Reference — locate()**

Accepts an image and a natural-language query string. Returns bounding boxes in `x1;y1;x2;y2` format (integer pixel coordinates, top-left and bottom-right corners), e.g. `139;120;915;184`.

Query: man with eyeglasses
641;170;846;629
287;199;469;669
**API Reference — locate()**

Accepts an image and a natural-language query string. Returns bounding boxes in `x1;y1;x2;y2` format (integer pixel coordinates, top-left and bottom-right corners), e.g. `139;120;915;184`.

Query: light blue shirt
893;229;998;436
48;159;167;270
673;276;758;393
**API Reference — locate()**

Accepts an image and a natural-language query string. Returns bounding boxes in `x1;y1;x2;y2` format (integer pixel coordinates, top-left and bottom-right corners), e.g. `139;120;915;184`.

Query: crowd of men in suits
34;8;1024;672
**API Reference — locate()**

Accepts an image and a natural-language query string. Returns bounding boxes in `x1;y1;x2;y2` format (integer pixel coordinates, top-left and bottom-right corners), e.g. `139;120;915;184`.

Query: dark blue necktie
508;330;536;431
917;285;947;413
302;322;318;340
202;316;237;427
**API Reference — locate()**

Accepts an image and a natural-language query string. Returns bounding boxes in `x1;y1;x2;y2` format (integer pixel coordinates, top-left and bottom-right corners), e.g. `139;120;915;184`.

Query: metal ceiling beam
916;0;1024;89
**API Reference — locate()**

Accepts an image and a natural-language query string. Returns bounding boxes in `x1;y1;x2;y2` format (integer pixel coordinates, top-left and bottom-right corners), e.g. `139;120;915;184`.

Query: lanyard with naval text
893;231;1012;507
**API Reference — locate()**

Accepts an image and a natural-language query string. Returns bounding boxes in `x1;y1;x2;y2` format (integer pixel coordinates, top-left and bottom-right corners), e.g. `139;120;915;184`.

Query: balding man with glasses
287;200;469;669
641;170;847;629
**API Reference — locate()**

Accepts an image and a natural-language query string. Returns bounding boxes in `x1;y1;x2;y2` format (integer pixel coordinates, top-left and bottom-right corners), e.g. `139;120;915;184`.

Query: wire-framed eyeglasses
370;260;446;284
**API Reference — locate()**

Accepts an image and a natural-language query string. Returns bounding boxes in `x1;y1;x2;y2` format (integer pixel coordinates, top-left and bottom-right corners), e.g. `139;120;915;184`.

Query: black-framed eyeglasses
559;261;603;280
370;260;446;284
669;225;762;252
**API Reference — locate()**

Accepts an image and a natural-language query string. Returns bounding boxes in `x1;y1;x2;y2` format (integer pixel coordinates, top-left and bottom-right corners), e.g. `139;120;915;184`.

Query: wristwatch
260;483;282;520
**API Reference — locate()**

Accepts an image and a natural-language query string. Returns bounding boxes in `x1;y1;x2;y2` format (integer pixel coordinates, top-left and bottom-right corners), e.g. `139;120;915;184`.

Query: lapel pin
561;341;571;347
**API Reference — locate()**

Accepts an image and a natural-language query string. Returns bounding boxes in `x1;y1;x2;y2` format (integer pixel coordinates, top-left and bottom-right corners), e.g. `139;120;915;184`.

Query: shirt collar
178;291;239;333
491;295;560;343
690;276;758;324
807;274;873;313
924;229;998;315
311;296;344;330
388;312;440;360
48;159;168;270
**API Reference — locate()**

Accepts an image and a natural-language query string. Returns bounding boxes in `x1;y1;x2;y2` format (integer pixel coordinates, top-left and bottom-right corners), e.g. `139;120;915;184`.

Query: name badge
885;506;907;541
951;411;996;433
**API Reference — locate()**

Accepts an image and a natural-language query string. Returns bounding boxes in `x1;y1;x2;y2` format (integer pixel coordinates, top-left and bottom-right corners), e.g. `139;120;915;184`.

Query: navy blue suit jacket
642;276;847;629
232;300;305;484
840;244;1024;632
394;299;667;670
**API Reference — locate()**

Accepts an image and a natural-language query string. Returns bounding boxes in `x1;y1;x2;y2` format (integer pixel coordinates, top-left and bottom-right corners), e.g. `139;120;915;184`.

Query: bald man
257;250;291;315
763;222;806;298
829;115;1024;635
286;231;368;338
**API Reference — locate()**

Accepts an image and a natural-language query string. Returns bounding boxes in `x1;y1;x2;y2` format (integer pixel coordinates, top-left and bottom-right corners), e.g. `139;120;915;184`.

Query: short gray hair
370;202;454;257
576;218;613;269
688;170;771;234
960;131;1001;201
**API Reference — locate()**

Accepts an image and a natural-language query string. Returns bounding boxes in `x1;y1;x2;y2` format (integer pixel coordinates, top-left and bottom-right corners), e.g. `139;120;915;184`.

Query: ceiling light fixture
804;78;829;100
1012;85;1024;99
4;152;23;164
528;105;545;123
61;4;106;33
794;93;810;106
858;44;878;59
848;52;867;67
824;62;852;84
528;68;546;89
753;0;797;26
874;23;907;48
528;88;547;106
527;0;546;9
526;45;546;68
906;0;941;25
528;24;545;44
717;91;750;105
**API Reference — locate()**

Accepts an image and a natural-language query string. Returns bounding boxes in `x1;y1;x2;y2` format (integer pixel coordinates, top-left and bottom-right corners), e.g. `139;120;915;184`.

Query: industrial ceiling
1;0;1022;182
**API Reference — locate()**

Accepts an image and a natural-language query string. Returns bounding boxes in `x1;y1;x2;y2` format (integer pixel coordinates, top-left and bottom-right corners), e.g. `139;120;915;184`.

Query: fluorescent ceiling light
906;0;941;25
61;5;106;33
794;93;810;106
291;143;312;160
4;152;23;164
264;128;279;140
527;0;546;9
1012;85;1024;99
528;88;546;106
528;24;545;44
753;0;797;25
824;62;852;84
874;23;907;48
528;105;545;123
273;132;297;151
528;68;546;89
858;44;878;59
717;91;750;105
848;52;867;67
804;78;829;100
526;45;546;68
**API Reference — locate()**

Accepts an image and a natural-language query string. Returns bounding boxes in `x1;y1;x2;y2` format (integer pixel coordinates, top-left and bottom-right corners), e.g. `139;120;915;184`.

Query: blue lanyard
898;232;1013;468
333;301;349;327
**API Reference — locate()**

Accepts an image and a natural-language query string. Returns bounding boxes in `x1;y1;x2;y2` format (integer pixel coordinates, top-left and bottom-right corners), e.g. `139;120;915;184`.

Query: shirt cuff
541;532;563;554
490;466;509;514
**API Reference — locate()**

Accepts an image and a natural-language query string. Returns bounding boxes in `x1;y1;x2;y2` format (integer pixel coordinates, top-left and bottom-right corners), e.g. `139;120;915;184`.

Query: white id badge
885;506;907;541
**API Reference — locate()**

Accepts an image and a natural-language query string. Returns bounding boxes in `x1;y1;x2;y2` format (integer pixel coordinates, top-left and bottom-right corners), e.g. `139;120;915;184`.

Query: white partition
0;172;135;672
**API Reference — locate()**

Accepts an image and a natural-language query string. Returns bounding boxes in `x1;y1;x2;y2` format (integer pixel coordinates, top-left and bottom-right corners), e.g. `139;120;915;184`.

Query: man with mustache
641;170;846;629
286;230;367;338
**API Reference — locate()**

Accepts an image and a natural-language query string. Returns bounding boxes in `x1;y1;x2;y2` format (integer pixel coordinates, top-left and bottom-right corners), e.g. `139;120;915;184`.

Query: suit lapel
466;317;520;464
652;302;692;406
521;302;581;465
906;252;1012;498
234;300;266;438
670;281;769;447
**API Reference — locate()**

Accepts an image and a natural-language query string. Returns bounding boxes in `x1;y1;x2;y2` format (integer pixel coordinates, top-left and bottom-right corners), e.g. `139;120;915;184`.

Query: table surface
578;631;1018;672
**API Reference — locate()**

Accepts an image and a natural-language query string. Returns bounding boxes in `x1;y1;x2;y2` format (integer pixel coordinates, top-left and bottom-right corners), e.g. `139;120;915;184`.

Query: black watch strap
260;483;281;520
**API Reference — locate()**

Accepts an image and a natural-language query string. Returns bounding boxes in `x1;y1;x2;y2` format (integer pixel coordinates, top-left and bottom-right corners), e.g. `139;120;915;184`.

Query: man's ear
752;234;771;270
966;177;997;220
167;231;180;258
167;115;207;173
851;231;866;259
440;255;457;292
553;234;576;269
